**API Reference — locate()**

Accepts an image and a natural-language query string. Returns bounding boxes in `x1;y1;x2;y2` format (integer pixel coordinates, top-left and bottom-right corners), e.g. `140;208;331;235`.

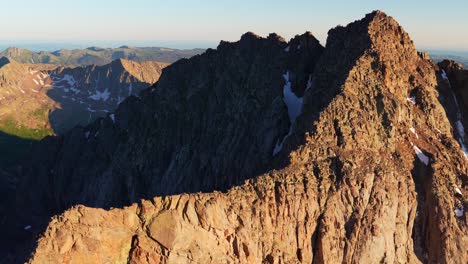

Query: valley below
0;55;169;165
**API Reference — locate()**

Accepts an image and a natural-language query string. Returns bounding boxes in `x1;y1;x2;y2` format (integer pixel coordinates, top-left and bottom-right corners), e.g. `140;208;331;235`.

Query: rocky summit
1;11;467;264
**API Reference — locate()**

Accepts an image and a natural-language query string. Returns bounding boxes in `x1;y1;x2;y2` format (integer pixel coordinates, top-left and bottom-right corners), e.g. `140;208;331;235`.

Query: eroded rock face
14;31;324;213
7;11;468;264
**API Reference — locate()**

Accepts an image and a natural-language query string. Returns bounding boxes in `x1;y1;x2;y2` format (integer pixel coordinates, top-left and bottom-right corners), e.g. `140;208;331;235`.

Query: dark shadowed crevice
410;157;434;263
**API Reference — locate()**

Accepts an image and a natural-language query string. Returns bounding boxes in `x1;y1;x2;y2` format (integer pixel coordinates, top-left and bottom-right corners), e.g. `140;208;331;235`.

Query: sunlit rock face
2;11;467;264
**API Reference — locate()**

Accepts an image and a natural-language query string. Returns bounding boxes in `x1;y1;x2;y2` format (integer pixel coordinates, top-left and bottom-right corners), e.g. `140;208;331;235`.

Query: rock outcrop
3;11;467;264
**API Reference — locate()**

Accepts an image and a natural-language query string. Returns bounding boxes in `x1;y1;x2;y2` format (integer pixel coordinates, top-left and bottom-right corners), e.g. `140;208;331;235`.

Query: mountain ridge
0;57;167;166
1;10;467;264
0;46;204;66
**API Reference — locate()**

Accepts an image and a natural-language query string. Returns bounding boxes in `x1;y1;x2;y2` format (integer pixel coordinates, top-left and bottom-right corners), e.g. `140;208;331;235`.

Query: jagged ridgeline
2;11;467;264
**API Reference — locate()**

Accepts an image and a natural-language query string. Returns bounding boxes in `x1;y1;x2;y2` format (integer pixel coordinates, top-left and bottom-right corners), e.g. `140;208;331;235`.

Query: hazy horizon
1;0;467;53
1;41;468;58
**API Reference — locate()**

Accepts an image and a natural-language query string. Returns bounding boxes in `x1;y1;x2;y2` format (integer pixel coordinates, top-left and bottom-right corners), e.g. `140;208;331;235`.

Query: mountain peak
317;10;417;89
365;9;389;19
1;47;27;56
330;10;411;48
240;31;262;41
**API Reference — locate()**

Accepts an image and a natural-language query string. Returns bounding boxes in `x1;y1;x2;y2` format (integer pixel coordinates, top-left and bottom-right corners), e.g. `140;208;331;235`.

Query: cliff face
0;46;204;66
4;11;467;264
438;60;468;154
0;58;166;166
14;31;324;216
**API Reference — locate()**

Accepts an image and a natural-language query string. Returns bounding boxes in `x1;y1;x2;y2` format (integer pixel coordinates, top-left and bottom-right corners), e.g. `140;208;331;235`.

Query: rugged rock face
0;58;166;165
3;11;467;264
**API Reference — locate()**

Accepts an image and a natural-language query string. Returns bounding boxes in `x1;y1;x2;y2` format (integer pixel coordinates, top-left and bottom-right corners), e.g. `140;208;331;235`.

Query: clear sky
0;0;467;51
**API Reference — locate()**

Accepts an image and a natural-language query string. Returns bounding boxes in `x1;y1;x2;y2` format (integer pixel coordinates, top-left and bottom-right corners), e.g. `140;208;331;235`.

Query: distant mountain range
429;53;468;68
0;46;204;66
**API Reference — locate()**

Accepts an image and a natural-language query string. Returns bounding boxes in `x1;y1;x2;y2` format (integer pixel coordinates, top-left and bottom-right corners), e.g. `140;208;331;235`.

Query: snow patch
273;128;292;156
282;71;302;122
412;143;430;165
24;225;31;231
456;121;465;138
306;75;313;90
455;206;464;218
84;131;90;139
89;89;110;101
110;114;115;123
454;185;463;195
273;71;304;156
406;97;416;105
128;83;133;96
62;74;76;86
409;127;419;139
451;90;468;159
70;87;80;94
33;79;39;85
284;46;290;52
459;139;468;159
441;70;449;81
